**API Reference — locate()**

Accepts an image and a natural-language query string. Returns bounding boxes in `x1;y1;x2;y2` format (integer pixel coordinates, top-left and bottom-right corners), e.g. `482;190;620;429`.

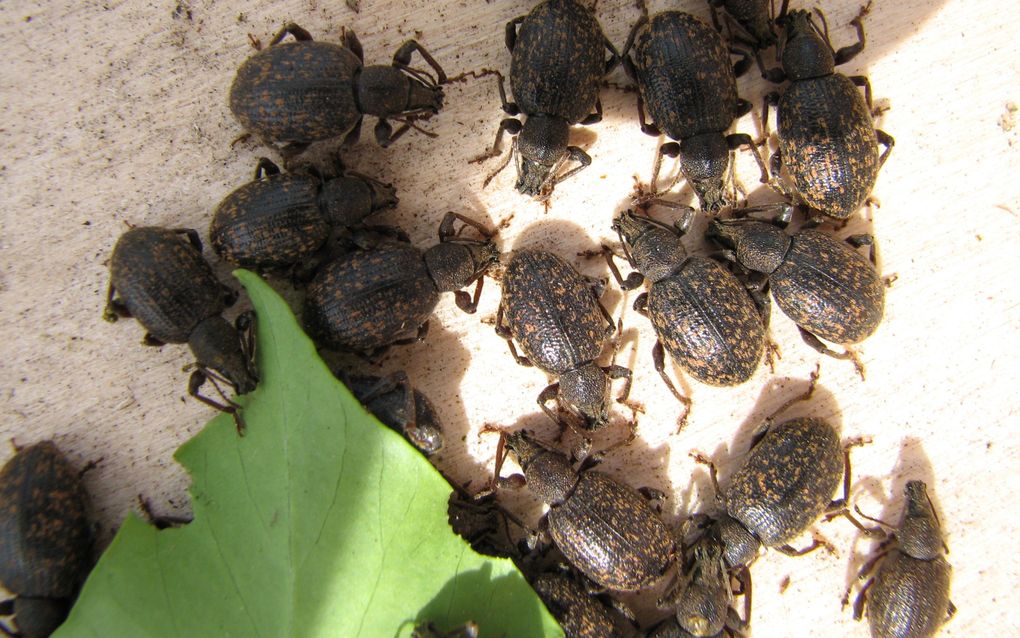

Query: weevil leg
471;117;521;164
604;365;633;402
733;565;753;629
798;328;866;379
620;14;648;73
846;233;877;265
727;133;770;185
188;369;246;435
547;146;592;190
173;228;203;252
776;533;835;557
270;22;313;46
946;600;957;620
495;304;533;367
833;3;870;66
602;34;621;74
537;383;565;429
393;320;429;345
439;211;495;241
342;117;364;147
579;98;603;126
652;340;691;431
875;129;894;168
852;577;874;620
757;363;820;439
730;45;753;78
254;157;281;179
142;333;165;347
340;27;363;61
761;91;780;141
504;15;525;51
847;75;874;110
103;282;131;322
636;94;662;138
454;276;486;314
602;245;645;290
392;40;447;84
690;451;722;501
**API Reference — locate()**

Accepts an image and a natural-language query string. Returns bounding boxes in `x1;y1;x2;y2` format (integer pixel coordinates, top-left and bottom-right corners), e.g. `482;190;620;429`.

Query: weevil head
707;218;791;275
899;480;944;561
678;133;731;213
612;210;688;283
503;430;577;506
559;363;611;431
188;316;258;395
515;115;570;197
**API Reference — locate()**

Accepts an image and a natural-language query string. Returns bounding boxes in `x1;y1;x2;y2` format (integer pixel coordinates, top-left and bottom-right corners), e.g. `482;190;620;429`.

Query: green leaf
56;271;562;638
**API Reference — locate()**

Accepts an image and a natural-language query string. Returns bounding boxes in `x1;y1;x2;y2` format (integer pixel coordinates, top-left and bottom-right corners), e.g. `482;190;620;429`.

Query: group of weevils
1;1;954;637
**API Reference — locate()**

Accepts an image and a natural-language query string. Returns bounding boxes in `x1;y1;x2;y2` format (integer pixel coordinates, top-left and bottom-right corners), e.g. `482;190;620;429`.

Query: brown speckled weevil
762;6;894;220
621;10;767;211
492;429;675;593
605;210;767;425
656;525;750;638
694;370;877;570
847;481;955;638
474;0;619;198
230;23;446;152
497;249;632;434
0;442;93;638
303;212;497;358
210;158;397;276
104;227;257;426
707;203;884;374
531;570;629;638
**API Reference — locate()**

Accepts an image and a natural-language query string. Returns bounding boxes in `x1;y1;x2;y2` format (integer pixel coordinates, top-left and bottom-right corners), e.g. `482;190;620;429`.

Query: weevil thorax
898;480;944;561
679;133;731;213
559;363;610;430
516;115;570;197
319;176;398;227
780;11;835;81
708;219;791;275
504;431;578;506
614;212;688;283
188;316;257;394
725;0;777;49
423;240;498;293
356;65;443;116
677;540;729;637
715;514;760;568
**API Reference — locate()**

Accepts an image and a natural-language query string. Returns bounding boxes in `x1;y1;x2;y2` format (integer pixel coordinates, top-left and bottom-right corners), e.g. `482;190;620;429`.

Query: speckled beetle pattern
498;430;674;592
622;11;767;211
497;250;631;431
606;211;766;421
531;571;624;638
708;207;884;354
850;481;954;638
230;23;445;150
104;227;257;409
0;442;92;638
303;213;497;356
763;8;894;219
210;158;397;273
478;0;618;198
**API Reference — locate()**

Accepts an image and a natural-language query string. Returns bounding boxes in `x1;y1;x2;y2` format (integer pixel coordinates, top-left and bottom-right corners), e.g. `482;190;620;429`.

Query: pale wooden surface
1;0;1018;635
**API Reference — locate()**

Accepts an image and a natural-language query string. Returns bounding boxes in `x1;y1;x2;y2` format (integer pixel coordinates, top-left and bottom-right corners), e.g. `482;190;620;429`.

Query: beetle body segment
0;442;91;638
726;418;842;550
109;227;227;345
502;250;605;375
778;74;880;219
511;0;606;125
631;12;738;142
230;41;362;145
532;572;624;638
648;256;765;386
211;172;330;270
305;242;438;352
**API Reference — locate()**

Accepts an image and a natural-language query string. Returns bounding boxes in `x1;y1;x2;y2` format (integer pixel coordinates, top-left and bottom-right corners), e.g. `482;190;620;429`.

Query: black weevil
604;211;767;424
340;371;444;456
210;158;397;275
475;0;619;198
762;5;894;219
654;524;750;638
303;213;498;357
622;10;767;211
847;481;954;638
707;204;884;373
493;429;675;592
708;0;776;51
695;370;874;570
531;570;627;638
230;23;446;152
497;249;632;433
104;227;258;423
0;442;93;638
